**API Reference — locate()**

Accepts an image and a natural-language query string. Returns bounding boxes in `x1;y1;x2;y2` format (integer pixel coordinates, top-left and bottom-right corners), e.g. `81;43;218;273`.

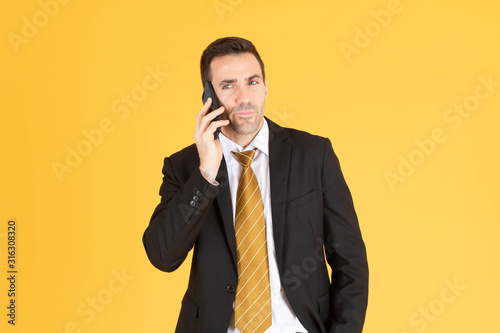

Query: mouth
234;110;255;117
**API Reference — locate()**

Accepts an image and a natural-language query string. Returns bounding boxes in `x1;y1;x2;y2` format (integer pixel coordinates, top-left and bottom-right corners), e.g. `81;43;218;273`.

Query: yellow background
1;0;499;332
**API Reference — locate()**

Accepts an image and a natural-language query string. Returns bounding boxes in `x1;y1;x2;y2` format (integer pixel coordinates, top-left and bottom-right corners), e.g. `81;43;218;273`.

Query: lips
235;110;255;117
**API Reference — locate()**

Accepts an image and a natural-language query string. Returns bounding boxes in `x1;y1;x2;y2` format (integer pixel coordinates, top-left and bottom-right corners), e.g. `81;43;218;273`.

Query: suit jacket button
189;200;196;207
226;285;235;293
196;190;202;196
192;195;199;202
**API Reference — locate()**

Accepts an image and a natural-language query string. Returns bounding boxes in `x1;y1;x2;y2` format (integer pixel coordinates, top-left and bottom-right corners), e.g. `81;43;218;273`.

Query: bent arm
143;156;220;272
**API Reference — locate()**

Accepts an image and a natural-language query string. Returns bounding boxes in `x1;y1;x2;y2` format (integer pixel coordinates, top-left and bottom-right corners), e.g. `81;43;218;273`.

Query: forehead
210;52;261;83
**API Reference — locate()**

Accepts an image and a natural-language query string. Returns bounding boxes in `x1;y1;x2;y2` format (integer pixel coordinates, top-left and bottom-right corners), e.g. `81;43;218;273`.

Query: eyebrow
247;74;262;81
218;74;262;87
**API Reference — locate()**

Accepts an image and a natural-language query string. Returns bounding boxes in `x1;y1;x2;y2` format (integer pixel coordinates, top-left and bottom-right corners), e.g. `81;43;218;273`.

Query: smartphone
202;81;222;140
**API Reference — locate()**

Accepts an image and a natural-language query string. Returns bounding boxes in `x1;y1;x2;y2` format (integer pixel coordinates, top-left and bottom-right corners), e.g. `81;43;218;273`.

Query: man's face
209;52;267;140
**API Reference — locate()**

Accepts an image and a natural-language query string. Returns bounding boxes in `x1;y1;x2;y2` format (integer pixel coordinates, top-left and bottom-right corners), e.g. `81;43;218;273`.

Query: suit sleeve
142;156;220;272
322;138;369;333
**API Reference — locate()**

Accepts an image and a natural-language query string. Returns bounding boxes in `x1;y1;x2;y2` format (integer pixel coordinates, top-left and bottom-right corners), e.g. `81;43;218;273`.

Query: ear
264;79;268;100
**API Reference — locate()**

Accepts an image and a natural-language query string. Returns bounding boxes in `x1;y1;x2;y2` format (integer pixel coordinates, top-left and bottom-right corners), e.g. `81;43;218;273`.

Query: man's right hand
194;97;229;184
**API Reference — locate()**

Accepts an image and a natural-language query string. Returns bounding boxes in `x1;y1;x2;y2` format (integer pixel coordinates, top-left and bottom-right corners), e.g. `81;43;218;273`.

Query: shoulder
266;117;331;153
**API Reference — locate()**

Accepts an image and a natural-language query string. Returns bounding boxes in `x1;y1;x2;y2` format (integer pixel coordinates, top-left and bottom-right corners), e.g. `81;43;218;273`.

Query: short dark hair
200;37;265;87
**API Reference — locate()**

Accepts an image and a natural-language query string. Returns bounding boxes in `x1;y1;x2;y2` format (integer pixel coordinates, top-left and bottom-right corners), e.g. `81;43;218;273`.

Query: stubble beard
225;102;265;135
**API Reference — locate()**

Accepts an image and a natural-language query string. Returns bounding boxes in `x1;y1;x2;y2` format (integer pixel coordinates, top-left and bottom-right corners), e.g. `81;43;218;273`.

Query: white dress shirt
220;119;308;333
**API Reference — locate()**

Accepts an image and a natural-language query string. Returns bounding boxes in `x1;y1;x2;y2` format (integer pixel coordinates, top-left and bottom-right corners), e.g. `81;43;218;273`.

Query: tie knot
233;149;256;167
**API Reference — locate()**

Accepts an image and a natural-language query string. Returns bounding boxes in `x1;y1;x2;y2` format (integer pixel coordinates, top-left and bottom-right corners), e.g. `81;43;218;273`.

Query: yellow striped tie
233;149;272;333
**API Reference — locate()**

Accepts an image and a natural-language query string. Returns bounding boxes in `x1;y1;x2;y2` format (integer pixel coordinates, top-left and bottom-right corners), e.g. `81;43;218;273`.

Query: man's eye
249;80;258;85
222;84;232;89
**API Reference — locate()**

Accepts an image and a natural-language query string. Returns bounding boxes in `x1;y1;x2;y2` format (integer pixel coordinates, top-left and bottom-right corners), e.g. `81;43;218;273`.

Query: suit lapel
215;157;238;267
266;118;291;271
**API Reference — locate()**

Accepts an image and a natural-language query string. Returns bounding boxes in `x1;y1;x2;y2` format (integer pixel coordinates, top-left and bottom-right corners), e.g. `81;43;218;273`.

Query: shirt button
226;285;235;293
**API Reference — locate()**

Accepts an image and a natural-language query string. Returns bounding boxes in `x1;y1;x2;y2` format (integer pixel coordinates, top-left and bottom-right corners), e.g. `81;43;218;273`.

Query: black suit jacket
143;118;368;333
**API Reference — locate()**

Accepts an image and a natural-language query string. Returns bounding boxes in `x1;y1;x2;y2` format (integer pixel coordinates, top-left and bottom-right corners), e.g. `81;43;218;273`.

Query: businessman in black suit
143;37;368;333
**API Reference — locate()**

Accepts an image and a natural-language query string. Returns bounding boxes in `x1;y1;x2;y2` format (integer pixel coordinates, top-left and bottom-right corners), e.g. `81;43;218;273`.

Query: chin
231;121;260;135
228;112;263;134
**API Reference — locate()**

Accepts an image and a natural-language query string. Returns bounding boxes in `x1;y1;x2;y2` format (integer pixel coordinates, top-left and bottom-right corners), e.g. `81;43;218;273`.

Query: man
143;37;368;333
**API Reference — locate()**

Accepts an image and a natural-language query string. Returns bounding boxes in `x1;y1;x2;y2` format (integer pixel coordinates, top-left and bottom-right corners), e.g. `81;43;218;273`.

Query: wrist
199;166;217;185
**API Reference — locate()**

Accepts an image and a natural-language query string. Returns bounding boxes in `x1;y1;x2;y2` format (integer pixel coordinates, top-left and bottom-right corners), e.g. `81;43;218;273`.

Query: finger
204;106;225;122
205;119;229;137
196;98;213;126
200;97;213;116
199;106;225;132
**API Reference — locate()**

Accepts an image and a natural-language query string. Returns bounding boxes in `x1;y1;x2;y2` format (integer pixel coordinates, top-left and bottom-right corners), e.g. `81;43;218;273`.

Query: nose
235;85;251;104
